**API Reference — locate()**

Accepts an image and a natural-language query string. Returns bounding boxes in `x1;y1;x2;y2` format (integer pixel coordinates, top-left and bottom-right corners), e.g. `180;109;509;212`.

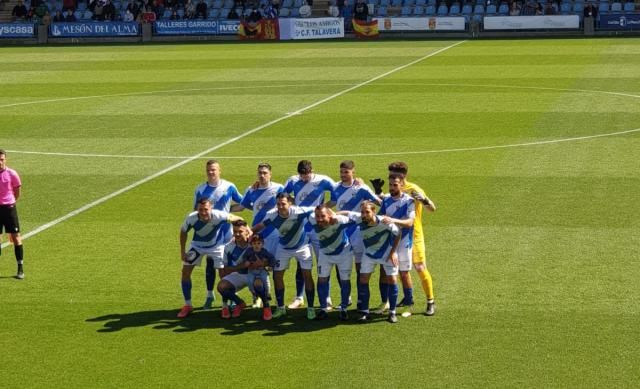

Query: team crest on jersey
256;200;266;210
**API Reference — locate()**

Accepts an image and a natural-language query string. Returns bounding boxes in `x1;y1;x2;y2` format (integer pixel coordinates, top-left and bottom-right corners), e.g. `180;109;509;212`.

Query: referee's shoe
16;264;24;280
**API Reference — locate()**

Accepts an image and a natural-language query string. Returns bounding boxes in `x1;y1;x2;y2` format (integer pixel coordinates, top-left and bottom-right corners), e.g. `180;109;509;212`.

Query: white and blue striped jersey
331;182;378;238
193;179;243;244
224;241;250;275
181;210;231;250
262;206;314;250
379;193;416;248
348;212;400;260
283;174;336;207
240;182;284;239
308;214;353;256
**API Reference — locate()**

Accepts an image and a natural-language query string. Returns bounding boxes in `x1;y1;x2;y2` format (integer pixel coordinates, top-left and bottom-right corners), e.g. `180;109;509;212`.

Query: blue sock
388;283;399;312
340;280;351;310
205;257;216;292
181;280;192;304
358;282;370;312
380;280;388;304
275;288;285;307
403;287;414;305
295;265;304;299
305;286;315;308
318;281;329;309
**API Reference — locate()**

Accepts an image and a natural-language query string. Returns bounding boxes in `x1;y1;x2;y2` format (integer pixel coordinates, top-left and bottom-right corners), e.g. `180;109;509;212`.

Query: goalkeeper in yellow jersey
371;161;436;316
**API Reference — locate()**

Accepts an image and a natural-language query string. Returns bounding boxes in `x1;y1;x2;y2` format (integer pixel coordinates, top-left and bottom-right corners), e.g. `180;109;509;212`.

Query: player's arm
13;185;20;201
230;204;244;212
226;213;243;223
387;232;400;268
381;215;414;228
410;189;436;212
179;229;188;262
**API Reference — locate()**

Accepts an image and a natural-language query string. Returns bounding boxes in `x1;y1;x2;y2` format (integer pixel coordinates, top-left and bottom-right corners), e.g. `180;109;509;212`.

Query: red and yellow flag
238;19;280;40
352;19;379;38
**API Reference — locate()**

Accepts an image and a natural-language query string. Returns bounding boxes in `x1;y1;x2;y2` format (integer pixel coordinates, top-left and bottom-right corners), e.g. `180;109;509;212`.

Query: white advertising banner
483;15;580;30
281;18;344;40
377;17;465;31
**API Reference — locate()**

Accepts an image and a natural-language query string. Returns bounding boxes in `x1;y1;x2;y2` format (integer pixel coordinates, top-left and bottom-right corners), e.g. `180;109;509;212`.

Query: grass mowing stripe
0;40;465;250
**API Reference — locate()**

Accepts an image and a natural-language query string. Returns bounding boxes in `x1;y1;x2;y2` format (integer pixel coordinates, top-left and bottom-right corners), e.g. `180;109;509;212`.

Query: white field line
0;40;466;248
7;127;640;160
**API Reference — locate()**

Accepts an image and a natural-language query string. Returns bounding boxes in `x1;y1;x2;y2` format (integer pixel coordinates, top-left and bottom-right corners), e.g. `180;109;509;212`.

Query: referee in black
0;150;25;279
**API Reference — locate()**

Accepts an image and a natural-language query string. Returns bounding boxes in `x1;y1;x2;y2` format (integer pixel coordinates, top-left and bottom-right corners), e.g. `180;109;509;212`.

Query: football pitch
0;38;639;387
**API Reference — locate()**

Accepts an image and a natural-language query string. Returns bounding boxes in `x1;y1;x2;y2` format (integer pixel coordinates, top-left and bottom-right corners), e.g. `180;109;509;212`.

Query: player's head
314;204;332;227
297;160;313;182
388;173;403;197
257;162;272;185
276;192;294;213
206;159;221;182
0;149;6;170
232;220;250;243
250;234;264;251
196;198;212;220
360;201;377;223
388;161;408;179
339;160;355;183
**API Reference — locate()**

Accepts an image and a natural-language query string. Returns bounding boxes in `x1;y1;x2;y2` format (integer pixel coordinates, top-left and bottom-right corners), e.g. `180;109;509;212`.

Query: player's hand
388;252;399;268
370;178;384;195
410;190;426;203
381;216;392;225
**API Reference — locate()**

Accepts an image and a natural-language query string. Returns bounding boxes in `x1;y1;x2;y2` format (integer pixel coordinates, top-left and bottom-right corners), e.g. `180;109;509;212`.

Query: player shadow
86;307;373;335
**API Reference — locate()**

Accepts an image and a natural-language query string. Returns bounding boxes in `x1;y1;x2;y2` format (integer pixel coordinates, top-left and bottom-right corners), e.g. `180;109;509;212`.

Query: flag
352;19;379;38
238;20;263;39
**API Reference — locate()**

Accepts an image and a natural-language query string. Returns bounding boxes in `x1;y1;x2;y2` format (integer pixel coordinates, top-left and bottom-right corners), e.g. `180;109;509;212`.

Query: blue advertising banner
217;20;241;35
154;20;218;35
0;23;35;38
50;22;140;37
599;13;640;30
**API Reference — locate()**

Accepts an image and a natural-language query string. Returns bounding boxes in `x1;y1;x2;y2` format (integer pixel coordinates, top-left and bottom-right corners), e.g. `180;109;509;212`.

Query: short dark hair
388;172;404;182
196;197;212;205
0;149;5;156
250;234;264;242
361;200;377;212
297;160;313;174
206;159;219;167
276;192;294;203
232;220;248;228
388;161;408;176
257;162;272;171
339;160;355;170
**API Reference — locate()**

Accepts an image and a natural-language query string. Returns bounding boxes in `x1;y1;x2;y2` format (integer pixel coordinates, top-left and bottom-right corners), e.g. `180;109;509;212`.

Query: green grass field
0;38;639;388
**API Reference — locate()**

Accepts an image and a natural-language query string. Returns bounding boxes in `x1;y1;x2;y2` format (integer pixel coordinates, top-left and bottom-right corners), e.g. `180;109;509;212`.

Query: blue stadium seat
425;4;435;14
177;9;185;17
209;8;219;17
282;0;293;7
437;3;448;14
162;9;171;18
413;4;424;14
391;0;402;6
400;5;412;15
486;3;496;14
415;0;426;5
572;2;583;13
294;0;304;7
559;2;571;13
610;2;622;12
498;2;508;14
279;7;290;16
212;0;222;7
290;7;299;16
77;2;86;10
223;0;234;8
449;3;460;14
377;5;387;15
380;0;389;6
624;1;635;12
404;0;415;5
427;0;436;5
473;4;484;14
598;2;609;13
461;3;472;17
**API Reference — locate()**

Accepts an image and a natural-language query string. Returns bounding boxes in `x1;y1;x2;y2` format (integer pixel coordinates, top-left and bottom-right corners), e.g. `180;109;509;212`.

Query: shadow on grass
86;307;380;336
